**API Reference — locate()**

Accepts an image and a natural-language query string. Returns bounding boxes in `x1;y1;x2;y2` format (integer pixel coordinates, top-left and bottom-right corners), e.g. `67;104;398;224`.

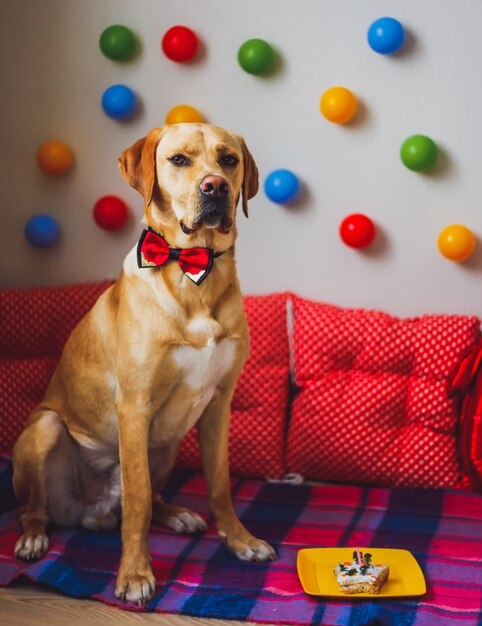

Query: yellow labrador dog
12;123;276;606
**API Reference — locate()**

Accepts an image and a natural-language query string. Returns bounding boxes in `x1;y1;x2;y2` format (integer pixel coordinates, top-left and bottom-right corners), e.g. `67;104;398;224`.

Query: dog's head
119;124;258;247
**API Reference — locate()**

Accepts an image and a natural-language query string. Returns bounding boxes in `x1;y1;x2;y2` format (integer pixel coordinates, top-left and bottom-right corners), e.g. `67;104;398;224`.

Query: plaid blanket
0;454;481;626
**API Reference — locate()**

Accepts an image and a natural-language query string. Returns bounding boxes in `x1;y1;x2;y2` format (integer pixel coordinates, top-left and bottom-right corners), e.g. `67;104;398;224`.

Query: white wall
1;0;481;317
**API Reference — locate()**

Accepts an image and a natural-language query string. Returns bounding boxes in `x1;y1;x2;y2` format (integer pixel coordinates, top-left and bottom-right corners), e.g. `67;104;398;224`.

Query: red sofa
1;281;481;493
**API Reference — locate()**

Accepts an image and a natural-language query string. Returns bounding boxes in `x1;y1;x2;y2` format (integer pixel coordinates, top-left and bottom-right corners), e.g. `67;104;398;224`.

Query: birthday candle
356;548;363;567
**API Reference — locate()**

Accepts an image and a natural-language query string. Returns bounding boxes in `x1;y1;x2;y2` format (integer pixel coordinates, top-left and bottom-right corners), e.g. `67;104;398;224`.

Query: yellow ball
165;105;203;125
438;224;476;262
320;86;357;124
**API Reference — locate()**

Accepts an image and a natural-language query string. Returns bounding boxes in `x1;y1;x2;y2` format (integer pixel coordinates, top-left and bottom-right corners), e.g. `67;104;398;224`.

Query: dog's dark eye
169;154;190;167
219;154;239;167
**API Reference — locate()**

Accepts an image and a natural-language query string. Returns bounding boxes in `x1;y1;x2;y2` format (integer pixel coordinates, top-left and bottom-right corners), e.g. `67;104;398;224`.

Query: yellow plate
297;548;426;598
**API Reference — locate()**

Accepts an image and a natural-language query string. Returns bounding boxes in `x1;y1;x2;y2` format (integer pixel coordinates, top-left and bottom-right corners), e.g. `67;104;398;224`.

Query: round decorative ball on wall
438;224;476;261
400;135;438;171
37;140;73;176
320;87;357;124
165;105;204;124
340;214;376;248
99;25;137;61
367;17;405;55
162;25;198;62
93;196;129;231
24;215;61;247
264;169;300;204
238;39;276;75
101;85;137;120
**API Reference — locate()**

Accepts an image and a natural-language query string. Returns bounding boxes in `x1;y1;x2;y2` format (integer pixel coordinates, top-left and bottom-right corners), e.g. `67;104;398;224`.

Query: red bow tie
137;229;219;285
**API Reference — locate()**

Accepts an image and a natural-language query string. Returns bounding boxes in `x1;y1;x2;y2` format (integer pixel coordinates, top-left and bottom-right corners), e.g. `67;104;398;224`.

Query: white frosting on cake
335;561;388;587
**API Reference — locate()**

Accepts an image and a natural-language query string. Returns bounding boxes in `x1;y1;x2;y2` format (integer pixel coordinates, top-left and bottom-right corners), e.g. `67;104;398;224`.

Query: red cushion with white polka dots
177;293;290;478
0;281;115;359
286;295;481;488
0;358;58;450
448;337;482;491
0;282;115;450
0;285;290;480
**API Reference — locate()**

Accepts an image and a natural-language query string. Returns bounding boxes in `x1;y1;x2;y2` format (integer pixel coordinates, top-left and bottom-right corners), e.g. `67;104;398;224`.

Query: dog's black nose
199;175;229;200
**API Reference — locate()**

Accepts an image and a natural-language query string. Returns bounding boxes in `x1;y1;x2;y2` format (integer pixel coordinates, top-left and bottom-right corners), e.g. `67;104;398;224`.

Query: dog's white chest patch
166;337;235;439
174;337;235;391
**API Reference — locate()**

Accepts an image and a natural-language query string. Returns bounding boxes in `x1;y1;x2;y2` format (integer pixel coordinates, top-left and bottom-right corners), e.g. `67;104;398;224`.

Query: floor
0;580;278;626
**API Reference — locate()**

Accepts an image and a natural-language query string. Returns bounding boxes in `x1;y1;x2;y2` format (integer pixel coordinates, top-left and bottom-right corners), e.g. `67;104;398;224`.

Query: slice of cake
334;549;389;594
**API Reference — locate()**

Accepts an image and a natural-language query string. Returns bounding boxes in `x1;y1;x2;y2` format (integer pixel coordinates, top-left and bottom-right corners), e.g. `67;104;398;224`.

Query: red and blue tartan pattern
1;454;481;626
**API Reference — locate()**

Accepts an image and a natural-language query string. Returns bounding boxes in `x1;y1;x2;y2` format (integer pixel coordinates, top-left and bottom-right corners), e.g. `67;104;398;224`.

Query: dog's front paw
115;567;156;606
167;510;207;534
221;531;277;562
14;532;49;561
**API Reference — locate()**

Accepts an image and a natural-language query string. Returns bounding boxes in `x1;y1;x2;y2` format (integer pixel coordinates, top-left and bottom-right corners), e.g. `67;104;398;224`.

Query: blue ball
367;17;405;55
264;169;300;204
25;215;61;248
102;84;137;119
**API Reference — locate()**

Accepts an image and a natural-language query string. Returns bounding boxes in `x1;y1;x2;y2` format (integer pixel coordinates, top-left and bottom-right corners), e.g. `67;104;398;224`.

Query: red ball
93;196;129;231
340;214;375;248
162;25;198;62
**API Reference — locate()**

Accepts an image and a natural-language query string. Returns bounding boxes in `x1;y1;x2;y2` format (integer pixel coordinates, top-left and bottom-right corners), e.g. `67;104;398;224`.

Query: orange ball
320;87;357;124
438;224;476;262
165;105;203;125
37;140;73;176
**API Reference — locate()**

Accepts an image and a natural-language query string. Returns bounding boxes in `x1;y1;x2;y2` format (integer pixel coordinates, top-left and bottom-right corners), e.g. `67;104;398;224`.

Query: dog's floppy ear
118;127;165;207
238;137;259;218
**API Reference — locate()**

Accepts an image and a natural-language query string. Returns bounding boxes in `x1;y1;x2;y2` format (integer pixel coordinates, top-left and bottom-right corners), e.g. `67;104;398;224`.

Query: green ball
238;39;275;75
400;134;438;171
99;25;136;61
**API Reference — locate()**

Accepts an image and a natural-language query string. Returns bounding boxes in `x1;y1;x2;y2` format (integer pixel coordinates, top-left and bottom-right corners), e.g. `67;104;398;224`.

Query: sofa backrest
287;295;481;489
0;284;291;480
1;283;482;491
0;282;114;451
178;293;291;478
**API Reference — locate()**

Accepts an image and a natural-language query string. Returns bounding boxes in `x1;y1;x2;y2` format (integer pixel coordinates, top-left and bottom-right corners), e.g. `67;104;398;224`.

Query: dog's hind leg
149;445;207;534
12;409;64;560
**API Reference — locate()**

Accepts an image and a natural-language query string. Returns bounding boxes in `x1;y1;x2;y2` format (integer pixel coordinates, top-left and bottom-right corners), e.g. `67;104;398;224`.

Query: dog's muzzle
184;175;232;234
